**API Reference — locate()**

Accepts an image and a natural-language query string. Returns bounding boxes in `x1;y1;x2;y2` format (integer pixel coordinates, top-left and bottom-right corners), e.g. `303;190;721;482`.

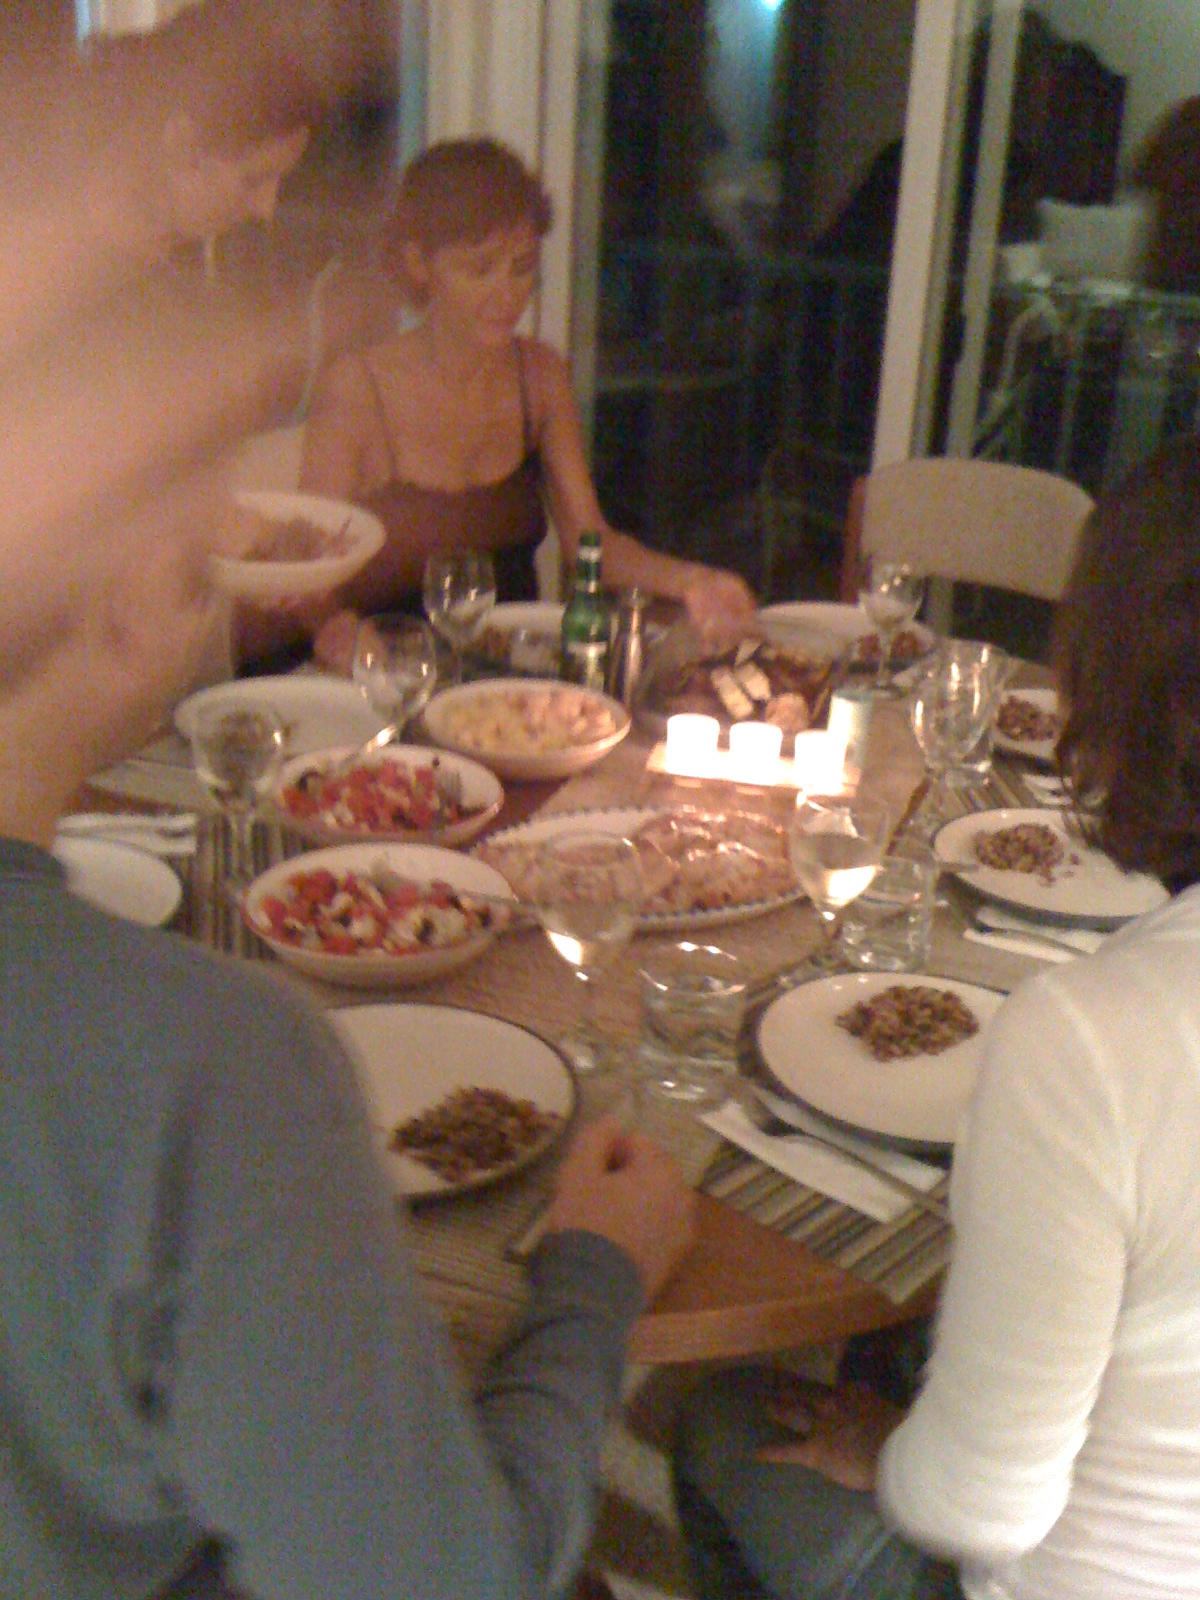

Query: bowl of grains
755;973;1004;1147
934;807;1168;927
328;1003;576;1197
993;688;1061;763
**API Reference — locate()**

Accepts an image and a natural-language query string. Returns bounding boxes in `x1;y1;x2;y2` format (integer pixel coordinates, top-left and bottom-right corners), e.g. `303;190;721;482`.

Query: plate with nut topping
756;974;1004;1148
934;807;1166;927
992;688;1061;763
329;1003;576;1198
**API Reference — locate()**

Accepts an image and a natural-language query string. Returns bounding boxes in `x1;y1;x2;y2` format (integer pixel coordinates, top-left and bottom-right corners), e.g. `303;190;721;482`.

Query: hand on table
680;566;757;652
757;1375;906;1493
542;1117;695;1302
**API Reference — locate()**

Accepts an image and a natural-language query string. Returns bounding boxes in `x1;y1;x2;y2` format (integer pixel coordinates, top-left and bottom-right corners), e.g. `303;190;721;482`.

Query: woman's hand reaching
679;565;757;652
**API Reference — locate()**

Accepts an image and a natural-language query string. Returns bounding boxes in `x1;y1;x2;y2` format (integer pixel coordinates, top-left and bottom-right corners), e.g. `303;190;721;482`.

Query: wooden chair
838;456;1095;608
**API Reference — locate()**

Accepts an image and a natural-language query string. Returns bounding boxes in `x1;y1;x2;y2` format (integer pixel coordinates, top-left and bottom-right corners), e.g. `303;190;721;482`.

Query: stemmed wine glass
859;556;926;696
351;615;438;744
789;794;891;968
189;700;285;900
530;832;644;1086
908;641;1009;838
422;551;496;682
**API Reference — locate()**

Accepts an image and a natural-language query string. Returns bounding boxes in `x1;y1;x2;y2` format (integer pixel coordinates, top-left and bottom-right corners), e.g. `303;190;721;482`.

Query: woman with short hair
295;136;756;673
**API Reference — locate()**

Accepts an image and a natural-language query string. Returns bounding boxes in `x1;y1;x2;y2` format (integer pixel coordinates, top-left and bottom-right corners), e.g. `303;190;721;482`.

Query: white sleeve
877;974;1130;1564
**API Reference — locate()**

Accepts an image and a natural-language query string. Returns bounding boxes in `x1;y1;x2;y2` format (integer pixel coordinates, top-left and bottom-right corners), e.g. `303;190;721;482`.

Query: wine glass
789;794;891;968
351;615;438;742
859;556;926;696
422;551;496;681
908;641;1008;837
530;832;644;1086
189;700;285;899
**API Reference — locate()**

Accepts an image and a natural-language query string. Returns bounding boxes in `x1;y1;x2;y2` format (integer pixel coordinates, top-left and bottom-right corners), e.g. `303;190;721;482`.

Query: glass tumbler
838;854;935;972
636;942;746;1107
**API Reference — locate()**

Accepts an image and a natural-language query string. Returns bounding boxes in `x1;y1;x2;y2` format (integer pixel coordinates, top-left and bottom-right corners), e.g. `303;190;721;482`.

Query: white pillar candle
728;721;783;783
791;730;846;795
665;713;720;776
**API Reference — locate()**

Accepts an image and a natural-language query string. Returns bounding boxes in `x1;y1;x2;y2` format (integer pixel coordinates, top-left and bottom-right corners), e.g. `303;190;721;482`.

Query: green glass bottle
560;530;611;691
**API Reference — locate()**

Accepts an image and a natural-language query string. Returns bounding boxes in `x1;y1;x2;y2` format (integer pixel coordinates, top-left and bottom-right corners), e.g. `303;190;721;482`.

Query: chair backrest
839;457;1095;603
229;423;305;492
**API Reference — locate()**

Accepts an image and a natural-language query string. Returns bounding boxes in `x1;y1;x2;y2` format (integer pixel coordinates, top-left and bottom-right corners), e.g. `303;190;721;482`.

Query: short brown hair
383;137;553;304
1054;432;1200;890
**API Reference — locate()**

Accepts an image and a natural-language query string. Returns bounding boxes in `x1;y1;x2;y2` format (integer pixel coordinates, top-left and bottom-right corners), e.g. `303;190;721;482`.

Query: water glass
636;942;746;1107
839;854;934;972
942;640;1015;784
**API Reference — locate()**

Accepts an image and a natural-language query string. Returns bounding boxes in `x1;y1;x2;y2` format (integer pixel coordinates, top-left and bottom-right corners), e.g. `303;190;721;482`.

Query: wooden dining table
84;680;1056;1377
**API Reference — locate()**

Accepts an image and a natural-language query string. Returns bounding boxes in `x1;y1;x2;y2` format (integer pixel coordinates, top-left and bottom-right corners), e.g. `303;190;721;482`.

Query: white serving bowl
212;490;385;603
422;678;630;782
268;744;503;848
242;842;515;988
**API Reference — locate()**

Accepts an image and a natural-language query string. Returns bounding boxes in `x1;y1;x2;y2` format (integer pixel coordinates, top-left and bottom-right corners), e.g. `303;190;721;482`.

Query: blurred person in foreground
0;7;696;1597
254;136;757;673
0;0;389;673
672;433;1200;1600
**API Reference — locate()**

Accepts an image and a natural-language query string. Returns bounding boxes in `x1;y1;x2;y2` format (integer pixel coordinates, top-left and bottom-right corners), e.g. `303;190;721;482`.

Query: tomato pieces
278;756;479;836
250;867;495;958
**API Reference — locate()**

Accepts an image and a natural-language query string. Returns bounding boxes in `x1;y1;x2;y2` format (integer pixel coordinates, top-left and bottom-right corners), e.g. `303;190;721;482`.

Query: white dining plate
757;601;935;666
756;972;1005;1148
330;1003;576;1199
175;675;383;758
992;687;1061;764
471;603;565;676
422;678;630;782
242;842;516;988
51;836;182;927
212;490;385;603
487;601;565;633
268;744;503;848
935;807;1167;927
478;805;801;932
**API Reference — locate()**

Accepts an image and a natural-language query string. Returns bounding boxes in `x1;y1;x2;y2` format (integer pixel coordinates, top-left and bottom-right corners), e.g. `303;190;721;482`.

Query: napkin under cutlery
1022;772;1068;807
702;1096;949;1224
56;812;198;859
964;901;1106;962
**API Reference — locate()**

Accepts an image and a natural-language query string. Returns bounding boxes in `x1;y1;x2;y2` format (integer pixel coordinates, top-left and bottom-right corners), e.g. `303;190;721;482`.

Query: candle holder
650;716;852;793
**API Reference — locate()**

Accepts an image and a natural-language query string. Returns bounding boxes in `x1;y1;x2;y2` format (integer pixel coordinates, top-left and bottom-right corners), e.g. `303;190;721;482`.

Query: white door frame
872;0;970;466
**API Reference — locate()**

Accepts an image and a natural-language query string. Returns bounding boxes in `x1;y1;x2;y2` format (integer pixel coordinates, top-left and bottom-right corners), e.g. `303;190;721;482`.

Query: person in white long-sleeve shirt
672;433;1200;1600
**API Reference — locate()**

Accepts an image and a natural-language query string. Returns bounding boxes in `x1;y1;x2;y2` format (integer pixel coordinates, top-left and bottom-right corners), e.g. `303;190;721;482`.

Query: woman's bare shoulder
518;337;576;433
519;335;571;386
320;335;422;399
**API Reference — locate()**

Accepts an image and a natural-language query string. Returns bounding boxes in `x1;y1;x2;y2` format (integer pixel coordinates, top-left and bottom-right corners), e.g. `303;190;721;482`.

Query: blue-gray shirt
0;838;640;1599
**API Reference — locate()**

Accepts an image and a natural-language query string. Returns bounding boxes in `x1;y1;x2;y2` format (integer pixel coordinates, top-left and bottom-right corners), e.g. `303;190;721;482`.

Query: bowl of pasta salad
421;678;630;781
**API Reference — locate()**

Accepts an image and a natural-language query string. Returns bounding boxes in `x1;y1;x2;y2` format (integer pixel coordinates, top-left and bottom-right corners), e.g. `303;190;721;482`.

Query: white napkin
702;1099;947;1224
965;902;1106;963
55;812;198;859
1023;773;1068;806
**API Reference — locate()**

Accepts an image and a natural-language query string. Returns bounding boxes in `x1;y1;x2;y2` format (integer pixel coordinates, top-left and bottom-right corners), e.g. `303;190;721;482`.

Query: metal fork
740;1087;953;1225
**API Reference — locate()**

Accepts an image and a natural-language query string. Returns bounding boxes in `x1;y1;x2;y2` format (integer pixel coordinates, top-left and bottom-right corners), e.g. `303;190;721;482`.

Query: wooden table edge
630;1192;941;1364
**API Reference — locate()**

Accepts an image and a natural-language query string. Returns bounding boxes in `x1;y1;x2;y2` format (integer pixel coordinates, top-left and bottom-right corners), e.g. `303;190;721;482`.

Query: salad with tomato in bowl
269;745;503;848
242;842;516;988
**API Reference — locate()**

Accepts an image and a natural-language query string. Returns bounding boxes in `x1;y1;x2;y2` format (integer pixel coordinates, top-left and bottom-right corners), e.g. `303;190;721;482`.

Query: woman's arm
299;352;378;500
875;972;1129;1566
529;342;756;640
